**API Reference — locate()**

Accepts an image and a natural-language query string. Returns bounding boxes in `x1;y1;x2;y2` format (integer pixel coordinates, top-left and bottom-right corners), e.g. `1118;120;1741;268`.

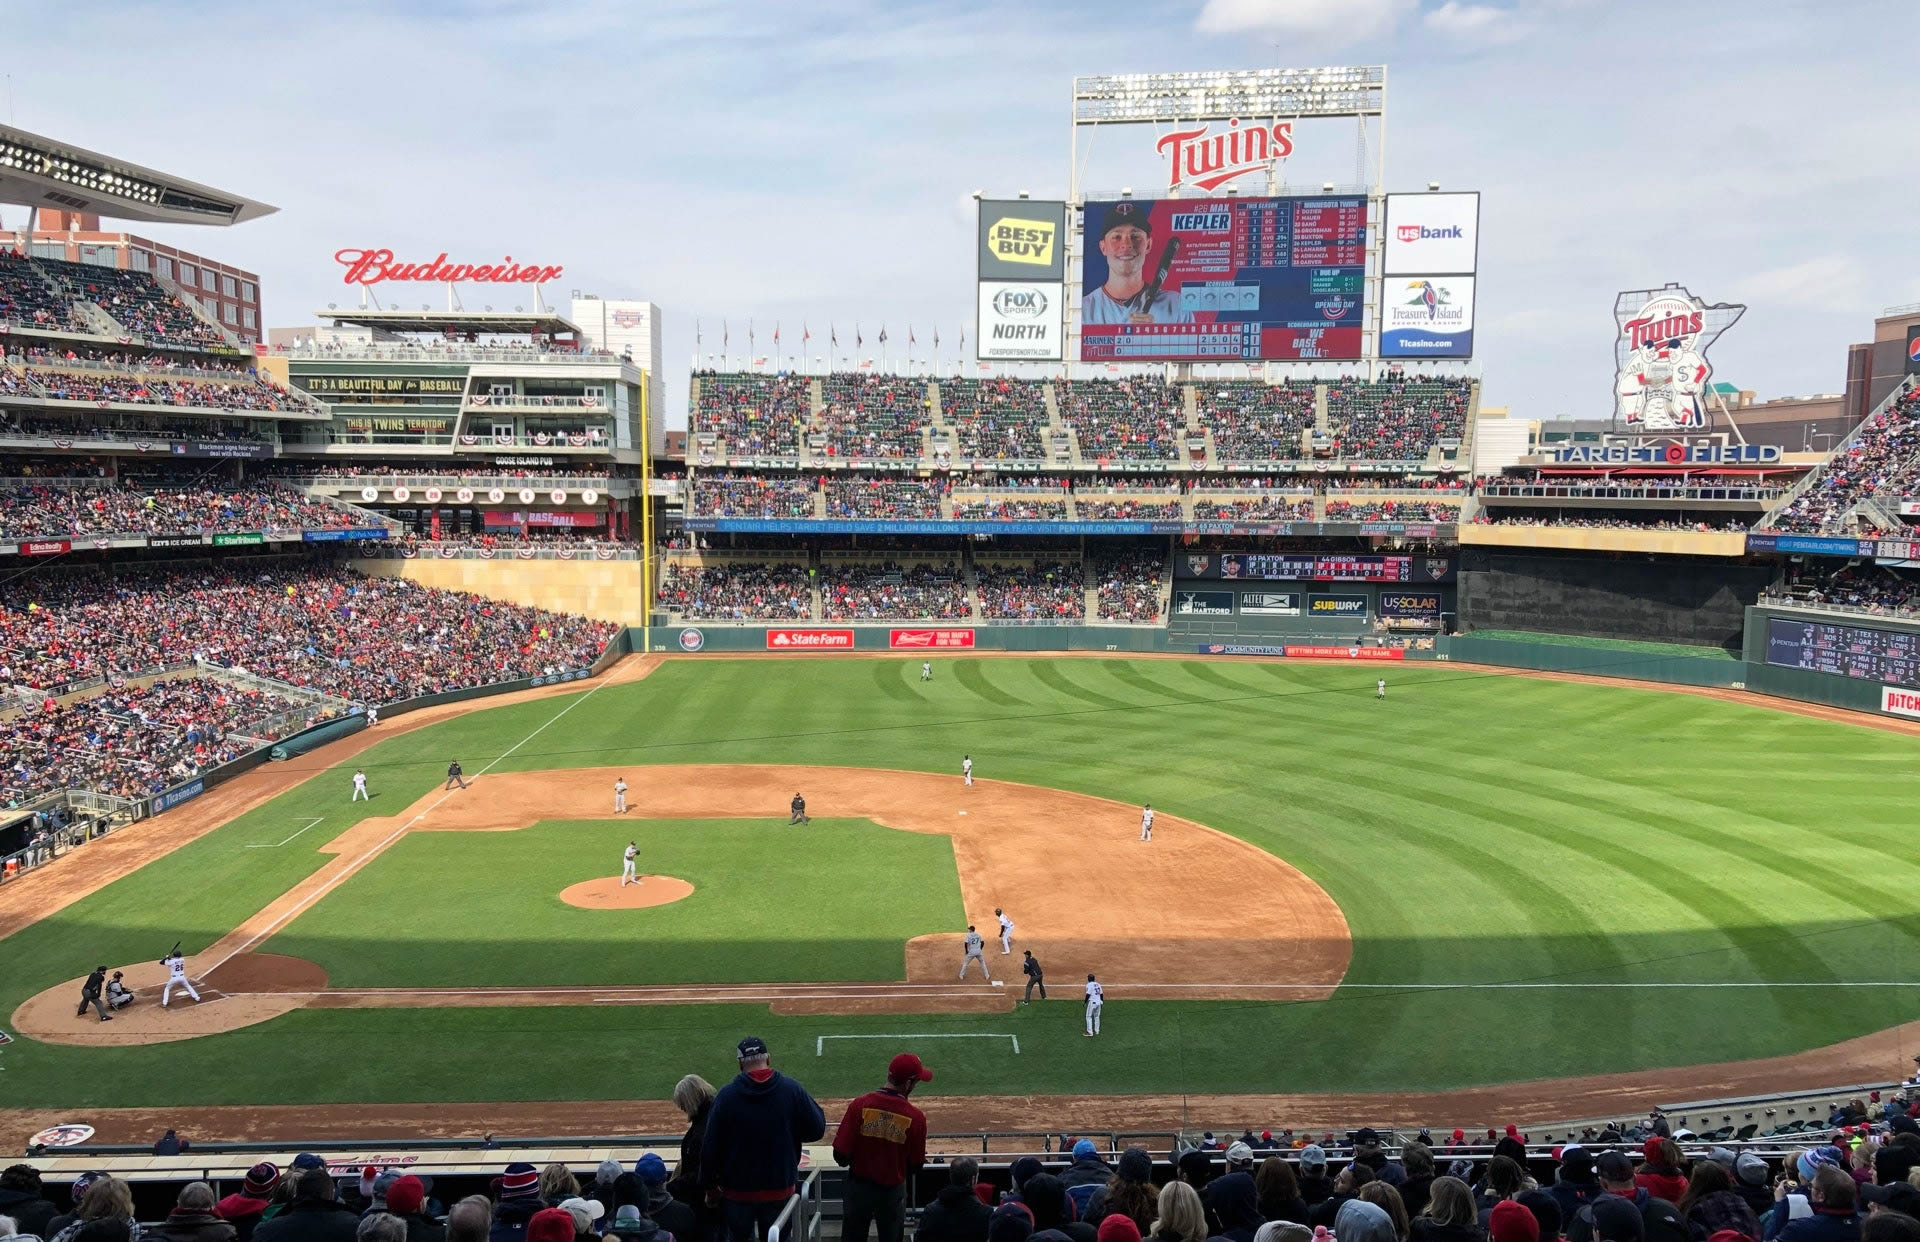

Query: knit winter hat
242;1163;280;1197
1489;1202;1540;1242
1097;1216;1142;1242
527;1207;576;1242
386;1177;425;1217
501;1162;542;1200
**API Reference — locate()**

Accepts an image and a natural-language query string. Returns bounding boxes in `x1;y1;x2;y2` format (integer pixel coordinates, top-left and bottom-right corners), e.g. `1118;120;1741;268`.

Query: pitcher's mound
561;876;694;909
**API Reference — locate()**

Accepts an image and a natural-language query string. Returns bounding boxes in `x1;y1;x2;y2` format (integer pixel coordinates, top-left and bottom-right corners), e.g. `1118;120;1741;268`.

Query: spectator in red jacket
832;1053;932;1242
1635;1140;1689;1205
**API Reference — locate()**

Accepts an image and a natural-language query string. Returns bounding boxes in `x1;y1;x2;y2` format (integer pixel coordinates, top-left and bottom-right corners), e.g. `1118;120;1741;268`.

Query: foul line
818;1033;1019;1055
245;818;325;849
204;678;611;975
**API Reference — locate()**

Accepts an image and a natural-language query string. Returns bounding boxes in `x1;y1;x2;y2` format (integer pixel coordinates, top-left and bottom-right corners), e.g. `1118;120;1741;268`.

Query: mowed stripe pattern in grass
1;655;1917;1107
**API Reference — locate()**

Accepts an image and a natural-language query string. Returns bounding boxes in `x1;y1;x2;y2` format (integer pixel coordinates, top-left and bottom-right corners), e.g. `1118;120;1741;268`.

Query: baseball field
5;651;1920;1143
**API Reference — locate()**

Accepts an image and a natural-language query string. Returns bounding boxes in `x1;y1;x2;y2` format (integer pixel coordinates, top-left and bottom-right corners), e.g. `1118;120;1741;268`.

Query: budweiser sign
889;629;975;649
334;248;564;286
1155;119;1294;192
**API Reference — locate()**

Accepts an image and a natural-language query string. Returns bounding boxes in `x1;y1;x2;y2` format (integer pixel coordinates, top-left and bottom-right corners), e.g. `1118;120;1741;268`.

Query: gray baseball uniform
959;930;990;980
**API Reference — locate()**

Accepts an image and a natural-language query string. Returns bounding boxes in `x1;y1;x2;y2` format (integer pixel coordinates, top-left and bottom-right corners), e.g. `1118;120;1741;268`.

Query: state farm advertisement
765;629;855;650
890;629;976;649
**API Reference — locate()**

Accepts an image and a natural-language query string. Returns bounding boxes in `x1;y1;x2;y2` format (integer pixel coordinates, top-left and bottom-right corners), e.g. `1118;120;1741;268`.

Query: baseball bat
1137;237;1181;312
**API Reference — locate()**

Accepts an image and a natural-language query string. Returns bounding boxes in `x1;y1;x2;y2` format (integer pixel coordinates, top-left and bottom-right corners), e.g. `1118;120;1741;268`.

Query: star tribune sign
1613;284;1745;431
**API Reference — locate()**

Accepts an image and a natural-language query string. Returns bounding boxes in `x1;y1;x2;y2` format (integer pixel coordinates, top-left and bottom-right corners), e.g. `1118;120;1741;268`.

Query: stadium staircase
1157;555;1175;618
151;271;250;351
964;560;984;619
68;296;127;338
1081;561;1101;619
1313;383;1332;435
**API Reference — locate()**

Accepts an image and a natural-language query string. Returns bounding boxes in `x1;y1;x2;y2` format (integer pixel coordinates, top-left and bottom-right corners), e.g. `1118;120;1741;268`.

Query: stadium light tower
0;123;275;228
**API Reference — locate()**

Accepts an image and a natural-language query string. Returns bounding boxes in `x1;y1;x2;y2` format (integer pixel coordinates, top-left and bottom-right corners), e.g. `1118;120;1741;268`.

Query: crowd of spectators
1193;497;1316;521
690;470;816;518
18;365;296;412
952;497;1069;521
818;374;927;459
0;409;275;445
2;676;329;806
1765;386;1920;534
823;476;945;520
1765;562;1920;617
1077;498;1182;520
0;561;616;699
820;560;969;620
1196;381;1318;461
0;480;364;541
1058;377;1186;462
1326;374;1472;461
692;372;810;456
1325;500;1463;522
1094;552;1165;622
976;560;1085;620
1474;512;1741;532
38;257;232;348
0;250;83;331
942;379;1050;460
655;561;811;620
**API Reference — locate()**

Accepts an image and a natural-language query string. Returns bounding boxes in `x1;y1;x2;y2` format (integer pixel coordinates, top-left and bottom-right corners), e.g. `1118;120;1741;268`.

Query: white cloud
1194;0;1414;41
1730;256;1870;317
1423;2;1530;43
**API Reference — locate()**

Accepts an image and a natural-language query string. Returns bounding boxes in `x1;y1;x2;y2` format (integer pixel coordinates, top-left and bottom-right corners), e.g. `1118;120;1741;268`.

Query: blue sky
3;0;1916;429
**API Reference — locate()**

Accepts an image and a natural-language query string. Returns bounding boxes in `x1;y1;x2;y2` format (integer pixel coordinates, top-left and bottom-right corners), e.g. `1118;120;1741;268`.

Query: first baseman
614;777;629;813
996;907;1014;954
959;926;990;980
351;769;369;801
1140;804;1154;841
621;841;640;886
962;755;973;787
1084;973;1104;1036
161;950;201;1008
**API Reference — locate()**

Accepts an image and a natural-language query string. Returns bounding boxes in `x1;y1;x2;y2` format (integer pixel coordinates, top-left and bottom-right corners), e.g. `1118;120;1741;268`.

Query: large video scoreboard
1765;617;1920;689
1079;196;1366;362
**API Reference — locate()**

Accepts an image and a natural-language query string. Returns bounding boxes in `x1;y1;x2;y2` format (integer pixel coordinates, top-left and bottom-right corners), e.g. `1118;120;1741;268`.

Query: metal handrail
1483;484;1784;500
1759;595;1920;623
767;1170;822;1242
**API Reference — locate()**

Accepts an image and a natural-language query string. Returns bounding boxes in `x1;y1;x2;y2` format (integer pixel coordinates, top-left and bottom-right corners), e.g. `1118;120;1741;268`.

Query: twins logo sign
1614;284;1745;431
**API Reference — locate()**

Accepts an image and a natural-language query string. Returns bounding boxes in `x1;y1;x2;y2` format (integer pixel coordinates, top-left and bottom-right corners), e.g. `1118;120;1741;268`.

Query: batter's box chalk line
817;1032;1019;1056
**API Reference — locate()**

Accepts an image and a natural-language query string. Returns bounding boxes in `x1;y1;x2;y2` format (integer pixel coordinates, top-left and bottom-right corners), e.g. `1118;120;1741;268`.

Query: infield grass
4;654;1920;1108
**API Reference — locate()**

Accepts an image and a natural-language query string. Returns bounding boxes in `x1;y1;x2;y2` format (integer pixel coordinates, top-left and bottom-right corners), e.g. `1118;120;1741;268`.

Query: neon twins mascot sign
1613;284;1745;431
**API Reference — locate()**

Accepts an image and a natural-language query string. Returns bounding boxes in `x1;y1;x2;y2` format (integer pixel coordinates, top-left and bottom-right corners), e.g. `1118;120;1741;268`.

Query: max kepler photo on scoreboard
1077;195;1368;363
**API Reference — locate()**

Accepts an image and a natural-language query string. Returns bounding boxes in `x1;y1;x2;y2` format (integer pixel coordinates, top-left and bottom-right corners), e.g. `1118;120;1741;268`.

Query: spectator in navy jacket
701;1037;827;1242
1767;1167;1860;1242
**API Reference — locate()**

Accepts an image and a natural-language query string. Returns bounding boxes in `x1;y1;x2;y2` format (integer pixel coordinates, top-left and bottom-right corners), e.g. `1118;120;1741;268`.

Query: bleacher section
1056;376;1185;461
0;477;368;541
34;256;233;348
939;378;1050;460
819;558;970;620
691;372;810;456
688;469;815;518
655;559;812;620
1762;381;1920;534
0;249;84;331
1326;374;1471;461
823;476;945;519
1195;380;1317;461
818;373;926;459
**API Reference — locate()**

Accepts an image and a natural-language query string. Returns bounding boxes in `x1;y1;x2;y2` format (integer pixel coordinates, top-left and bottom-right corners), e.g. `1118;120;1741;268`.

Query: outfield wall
350;557;647;625
1457;548;1768;649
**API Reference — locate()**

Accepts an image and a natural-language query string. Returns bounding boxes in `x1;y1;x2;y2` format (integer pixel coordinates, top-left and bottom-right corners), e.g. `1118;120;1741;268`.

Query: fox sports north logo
678;627;705;652
992;286;1049;317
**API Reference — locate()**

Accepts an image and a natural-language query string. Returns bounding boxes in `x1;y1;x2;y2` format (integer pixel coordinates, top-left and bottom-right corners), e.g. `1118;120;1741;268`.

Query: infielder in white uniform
366;705;379;727
1084;974;1104;1036
959;925;990;980
621;842;639;887
1140;804;1154;842
995;907;1015;954
614;777;628;813
161;951;200;1007
351;769;369;801
962;756;973;787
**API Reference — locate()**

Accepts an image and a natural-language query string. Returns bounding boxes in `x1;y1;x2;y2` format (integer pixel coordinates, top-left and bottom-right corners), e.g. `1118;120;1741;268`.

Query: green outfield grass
265;818;962;987
4;654;1920;1110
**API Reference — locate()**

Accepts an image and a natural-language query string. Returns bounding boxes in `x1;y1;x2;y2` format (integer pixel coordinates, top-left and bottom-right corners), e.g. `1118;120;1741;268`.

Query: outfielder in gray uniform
959;926;991;980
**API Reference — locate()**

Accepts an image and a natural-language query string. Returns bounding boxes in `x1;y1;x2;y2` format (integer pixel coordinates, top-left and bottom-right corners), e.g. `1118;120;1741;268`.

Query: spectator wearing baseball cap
254;1168;361;1242
701;1037;827;1242
384;1178;443;1242
1297;1149;1332;1210
488;1164;545;1242
833;1054;933;1242
216;1165;282;1242
918;1158;993;1242
1550;1149;1605;1225
631;1156;694;1242
1863;1183;1920;1222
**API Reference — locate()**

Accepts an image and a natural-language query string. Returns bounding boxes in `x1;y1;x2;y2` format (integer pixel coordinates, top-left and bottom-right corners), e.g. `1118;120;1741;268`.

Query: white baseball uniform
1081;286;1193;325
1085;979;1104;1035
1140;807;1154;841
998;912;1014;954
351;771;368;801
621;844;638;885
162;953;200;1006
366;706;379;727
921;662;932;681
959;930;990;980
614;779;628;813
1376;680;1386;699
963;757;973;787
